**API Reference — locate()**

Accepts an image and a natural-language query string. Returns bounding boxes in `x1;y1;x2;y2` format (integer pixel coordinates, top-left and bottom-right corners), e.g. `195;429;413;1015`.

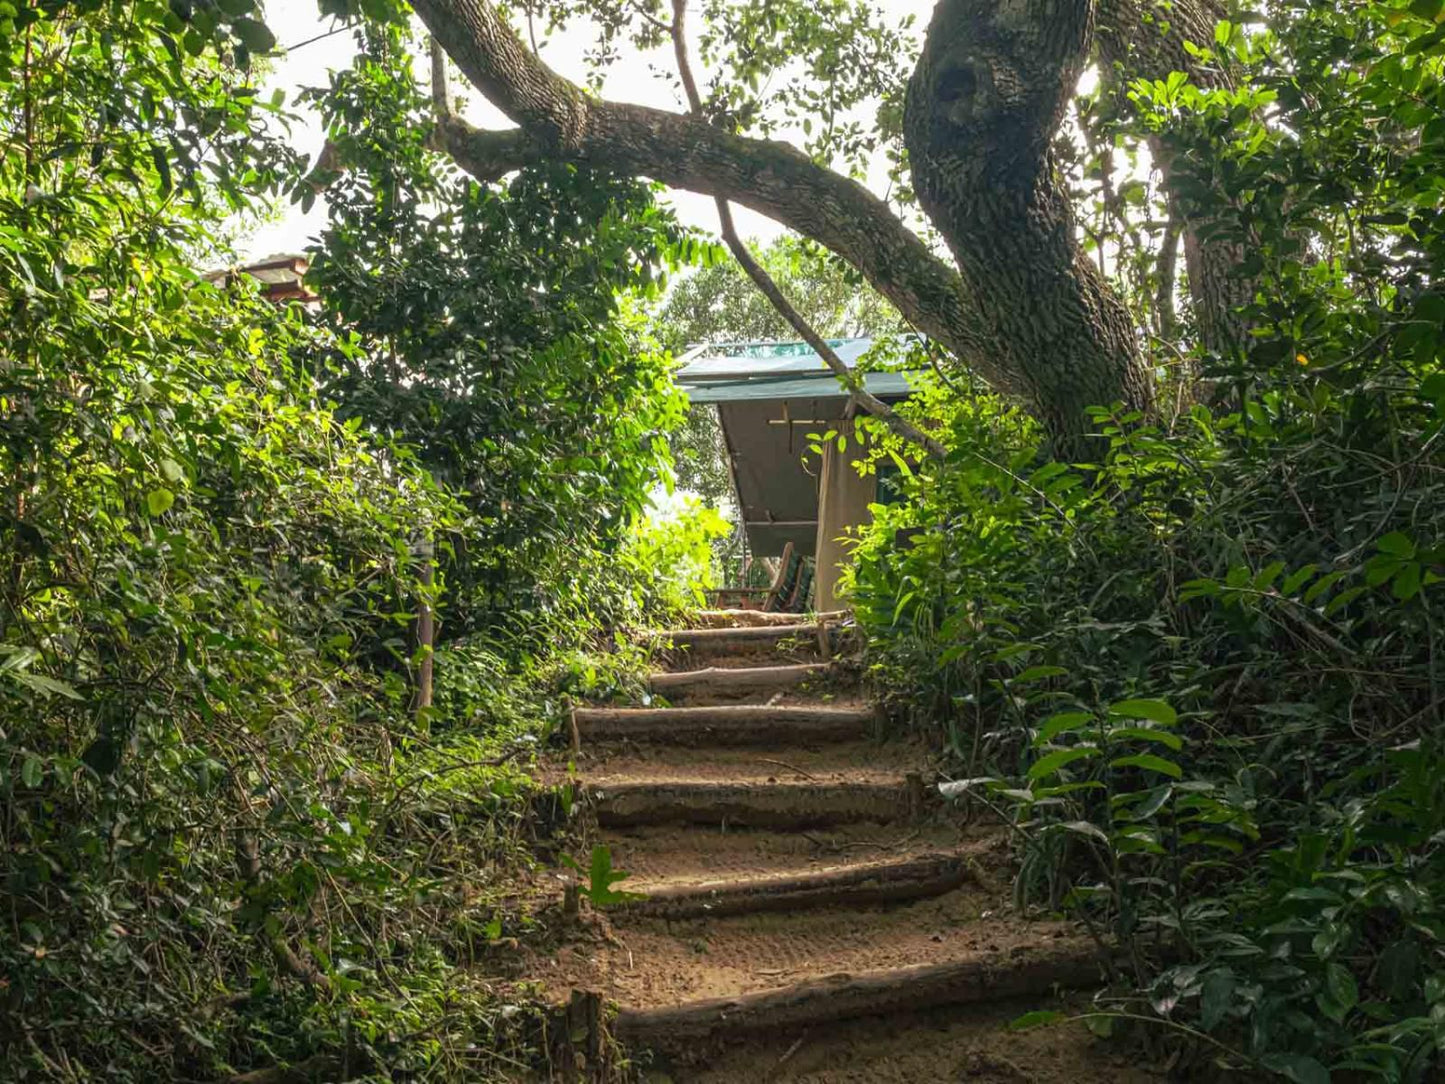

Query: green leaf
150;145;173;195
1108;726;1184;751
1107;698;1177;725
1303;570;1346;604
1325;961;1358;1016
1377;531;1416;558
1392;562;1422;601
1034;711;1094;745
1027;747;1099;780
1110;753;1183;779
1013;665;1069;684
147;488;176;516
1281;564;1317;596
13;672;85;700
1008;1010;1066;1031
1056;819;1111;844
1254;560;1285;591
1200;969;1236;1031
232;16;276;53
20;755;43;788
1261;1053;1330;1084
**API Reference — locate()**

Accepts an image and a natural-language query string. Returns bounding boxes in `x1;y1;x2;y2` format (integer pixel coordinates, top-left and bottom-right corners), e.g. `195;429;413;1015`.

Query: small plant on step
563;845;648;907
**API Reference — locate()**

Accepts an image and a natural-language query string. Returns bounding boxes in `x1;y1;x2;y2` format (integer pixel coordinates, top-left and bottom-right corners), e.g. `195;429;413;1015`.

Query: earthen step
689;609;848;629
596;821;988;884
648;662;838;703
579;740;921;788
652;623;837;665
590;778;925;829
612;942;1105;1050
536;879;1083;1014
612;849;979;920
573;703;873;746
686;996;1163;1082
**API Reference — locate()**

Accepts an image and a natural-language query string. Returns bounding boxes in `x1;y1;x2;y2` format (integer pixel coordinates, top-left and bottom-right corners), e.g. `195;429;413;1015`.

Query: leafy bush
850;5;1445;1076
0;8;572;1078
301;25;698;650
853;338;1445;1081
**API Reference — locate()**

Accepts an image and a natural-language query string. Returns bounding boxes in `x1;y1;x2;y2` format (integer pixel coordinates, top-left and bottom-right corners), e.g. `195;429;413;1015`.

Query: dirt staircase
536;611;1152;1082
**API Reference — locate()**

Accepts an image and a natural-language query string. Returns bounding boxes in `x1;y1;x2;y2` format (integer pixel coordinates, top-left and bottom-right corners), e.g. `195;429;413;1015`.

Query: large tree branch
415;0;1174;441
412;0;993;375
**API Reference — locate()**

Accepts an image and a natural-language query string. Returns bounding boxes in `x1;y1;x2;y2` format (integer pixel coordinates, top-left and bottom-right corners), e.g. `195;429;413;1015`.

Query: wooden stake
906;771;926;823
413;537;435;722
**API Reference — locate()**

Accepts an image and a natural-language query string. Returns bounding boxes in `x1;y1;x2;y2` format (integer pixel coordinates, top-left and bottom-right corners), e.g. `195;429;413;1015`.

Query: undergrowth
850;7;1445;1078
852;367;1444;1081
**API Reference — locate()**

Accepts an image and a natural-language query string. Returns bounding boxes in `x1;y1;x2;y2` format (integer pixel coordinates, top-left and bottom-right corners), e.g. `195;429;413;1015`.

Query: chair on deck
706;542;812;614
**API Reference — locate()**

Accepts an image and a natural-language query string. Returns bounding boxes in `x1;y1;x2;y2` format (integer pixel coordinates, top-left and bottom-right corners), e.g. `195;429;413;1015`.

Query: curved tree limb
412;0;993;375
413;0;1175;440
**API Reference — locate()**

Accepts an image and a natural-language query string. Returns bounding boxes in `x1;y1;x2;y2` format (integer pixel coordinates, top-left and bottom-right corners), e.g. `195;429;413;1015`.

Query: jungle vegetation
1;0;1443;1081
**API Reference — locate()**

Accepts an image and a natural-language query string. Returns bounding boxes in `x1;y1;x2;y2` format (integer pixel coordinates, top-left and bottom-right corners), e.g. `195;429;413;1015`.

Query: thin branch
669;0;945;460
429;36;454;120
280;22;355;54
628;0;673;33
1156;213;1181;341
713;202;945;459
669;0;703;112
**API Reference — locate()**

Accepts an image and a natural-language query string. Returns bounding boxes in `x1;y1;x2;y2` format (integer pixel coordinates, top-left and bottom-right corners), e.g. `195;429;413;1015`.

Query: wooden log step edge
653;623;828;648
690;609;849;628
592;779;920;829
573;704;872;745
615;850;976;920
612;943;1106;1048
648;662;834;694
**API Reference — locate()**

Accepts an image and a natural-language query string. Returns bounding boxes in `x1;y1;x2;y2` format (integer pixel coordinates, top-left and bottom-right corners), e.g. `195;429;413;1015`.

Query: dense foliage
302;25;701;648
850;4;1445;1079
0;6;709;1080
6;0;1445;1079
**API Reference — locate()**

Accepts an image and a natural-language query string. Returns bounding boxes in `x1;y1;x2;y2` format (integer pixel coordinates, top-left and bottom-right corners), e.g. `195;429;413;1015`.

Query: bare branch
668;0;944;458
714;201;946;459
429;35;454;120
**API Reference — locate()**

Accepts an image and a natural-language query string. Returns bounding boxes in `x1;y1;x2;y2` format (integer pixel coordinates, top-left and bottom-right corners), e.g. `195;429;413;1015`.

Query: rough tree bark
1094;0;1256;359
902;0;1154;439
411;0;1229;442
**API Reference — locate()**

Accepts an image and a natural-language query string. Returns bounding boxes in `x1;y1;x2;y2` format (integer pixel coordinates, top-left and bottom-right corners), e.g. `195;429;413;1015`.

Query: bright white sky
242;2;932;261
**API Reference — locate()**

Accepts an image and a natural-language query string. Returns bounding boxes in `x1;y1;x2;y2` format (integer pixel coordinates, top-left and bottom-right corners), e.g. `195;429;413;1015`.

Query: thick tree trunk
903;0;1154;440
